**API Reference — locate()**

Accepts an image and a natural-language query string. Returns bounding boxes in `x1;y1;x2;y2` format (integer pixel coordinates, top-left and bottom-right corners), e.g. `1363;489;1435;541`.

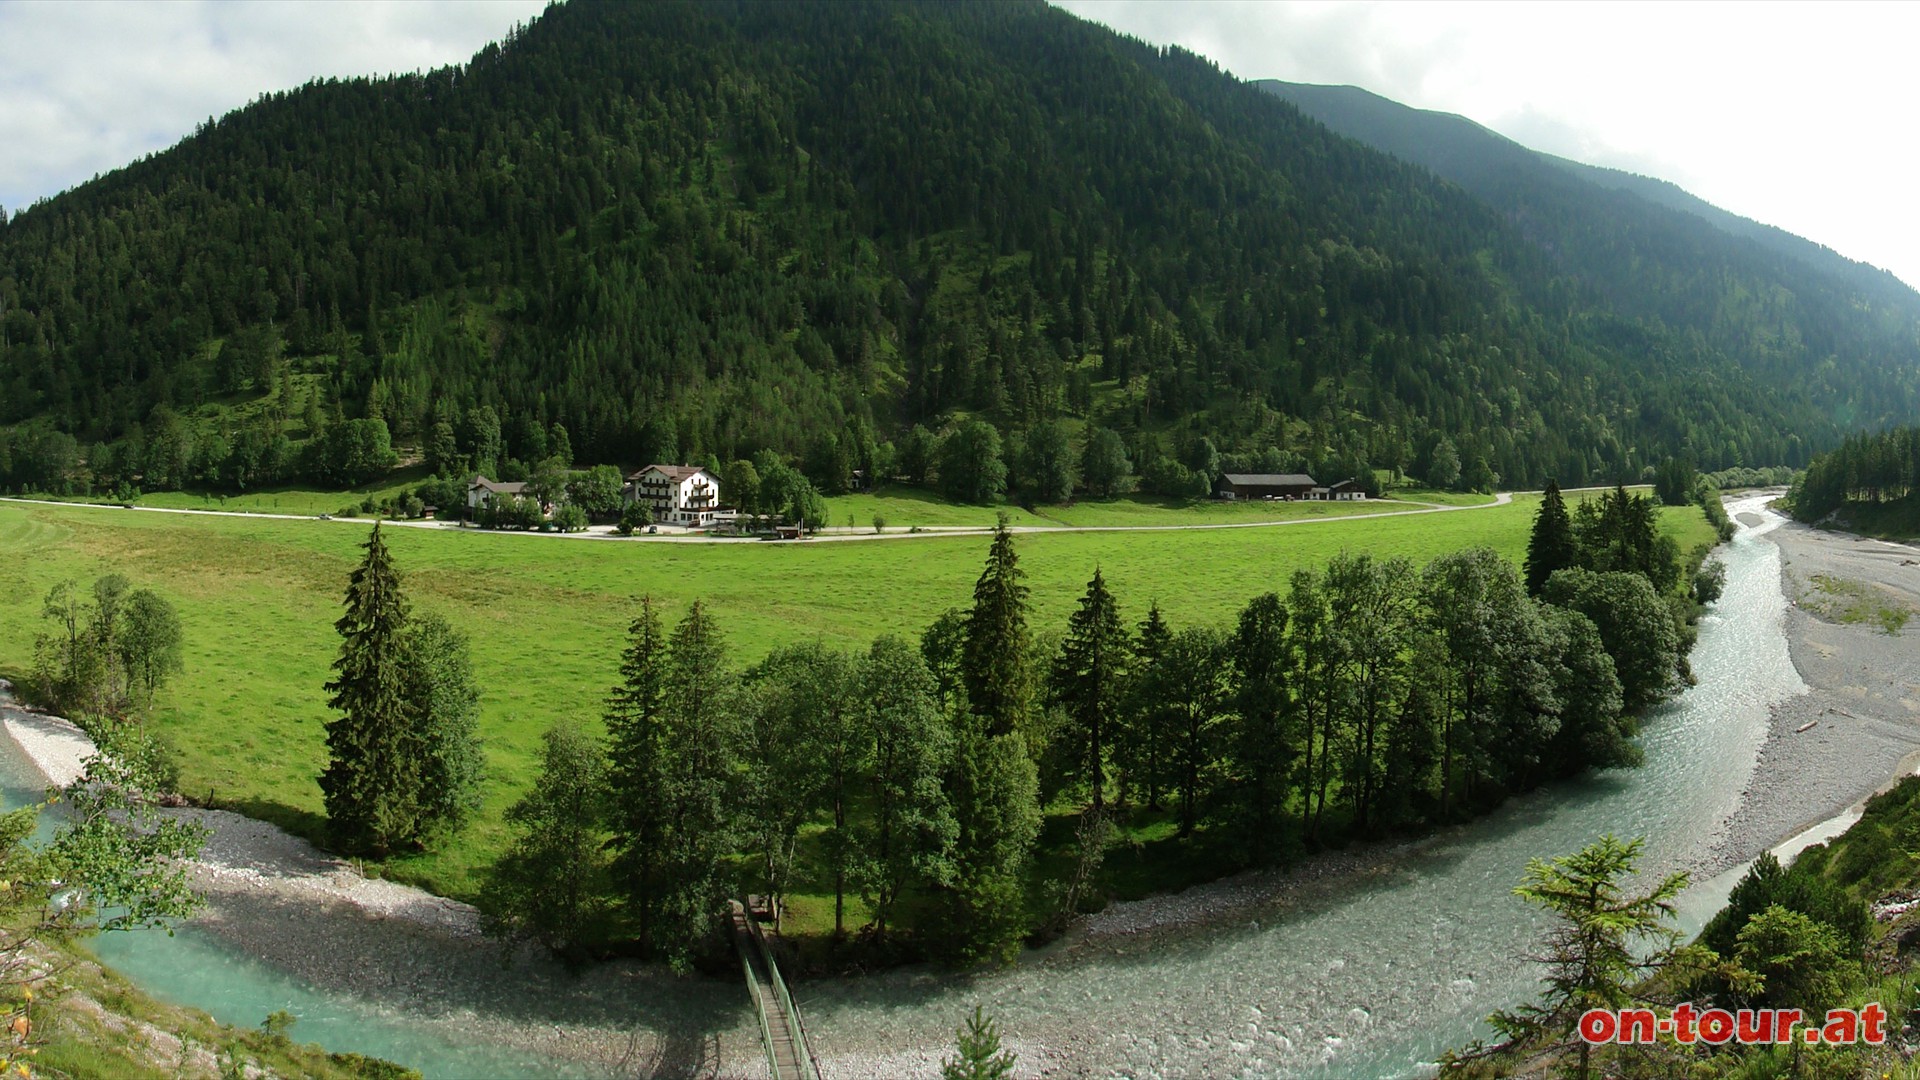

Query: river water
800;493;1806;1077
0;495;1809;1078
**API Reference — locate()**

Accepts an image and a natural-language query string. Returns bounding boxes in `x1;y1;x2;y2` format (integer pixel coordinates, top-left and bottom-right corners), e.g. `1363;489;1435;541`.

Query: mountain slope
0;1;1912;499
1260;78;1920;396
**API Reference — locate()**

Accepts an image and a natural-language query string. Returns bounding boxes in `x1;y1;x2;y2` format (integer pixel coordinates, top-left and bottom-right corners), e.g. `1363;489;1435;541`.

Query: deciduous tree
481;721;611;961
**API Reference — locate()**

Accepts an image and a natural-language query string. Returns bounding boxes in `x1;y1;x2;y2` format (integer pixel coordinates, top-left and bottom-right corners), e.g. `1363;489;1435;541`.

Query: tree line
313;483;1710;971
1786;424;1920;521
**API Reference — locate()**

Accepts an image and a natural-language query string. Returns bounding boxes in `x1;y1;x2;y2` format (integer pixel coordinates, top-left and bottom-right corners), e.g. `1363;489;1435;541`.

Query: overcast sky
4;1;1918;288
1058;0;1920;288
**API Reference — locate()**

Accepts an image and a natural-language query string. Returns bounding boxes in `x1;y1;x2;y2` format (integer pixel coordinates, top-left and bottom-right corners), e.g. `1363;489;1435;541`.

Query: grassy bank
0;492;1713;903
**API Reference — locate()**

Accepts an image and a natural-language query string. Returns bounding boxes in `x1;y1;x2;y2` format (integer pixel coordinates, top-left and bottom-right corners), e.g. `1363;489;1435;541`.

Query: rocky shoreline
1710;513;1920;870
0;679;766;1079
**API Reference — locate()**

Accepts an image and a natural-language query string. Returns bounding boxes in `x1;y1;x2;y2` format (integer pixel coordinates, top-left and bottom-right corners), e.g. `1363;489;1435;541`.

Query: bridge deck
731;901;817;1080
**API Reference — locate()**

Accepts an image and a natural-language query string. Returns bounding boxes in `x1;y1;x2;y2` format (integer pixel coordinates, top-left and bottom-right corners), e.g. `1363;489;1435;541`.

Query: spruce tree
1494;835;1689;1080
655;600;738;969
941;1006;1018;1080
1523;479;1578;596
320;523;419;855
962;520;1033;738
604;597;669;949
1226;592;1291;862
944;718;1040;966
1118;602;1172;809
1050;569;1126;808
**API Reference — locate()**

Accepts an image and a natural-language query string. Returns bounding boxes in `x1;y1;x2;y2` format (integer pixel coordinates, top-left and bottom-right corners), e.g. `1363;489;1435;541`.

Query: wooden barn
1217;472;1318;500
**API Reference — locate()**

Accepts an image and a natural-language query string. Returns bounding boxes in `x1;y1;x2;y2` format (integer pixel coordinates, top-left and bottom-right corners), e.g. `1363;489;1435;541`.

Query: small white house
468;475;530;510
1306;479;1367;502
624;464;722;525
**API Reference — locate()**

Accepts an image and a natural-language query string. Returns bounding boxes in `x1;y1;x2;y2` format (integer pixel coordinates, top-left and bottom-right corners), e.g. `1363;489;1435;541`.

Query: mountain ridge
0;0;1913;500
1259;78;1919;312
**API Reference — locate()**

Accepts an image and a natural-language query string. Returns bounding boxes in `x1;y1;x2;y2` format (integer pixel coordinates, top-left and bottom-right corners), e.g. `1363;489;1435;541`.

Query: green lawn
1034;495;1411;527
0;492;1714;901
820;488;1056;529
823;484;1454;529
23;468;432;518
1383;488;1501;507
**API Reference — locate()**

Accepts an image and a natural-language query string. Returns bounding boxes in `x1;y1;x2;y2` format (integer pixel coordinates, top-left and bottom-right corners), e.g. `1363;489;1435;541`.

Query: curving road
0;491;1515;544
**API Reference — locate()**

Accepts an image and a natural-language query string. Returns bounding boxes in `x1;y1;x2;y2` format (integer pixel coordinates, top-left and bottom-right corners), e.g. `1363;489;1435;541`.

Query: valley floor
0;490;1509;543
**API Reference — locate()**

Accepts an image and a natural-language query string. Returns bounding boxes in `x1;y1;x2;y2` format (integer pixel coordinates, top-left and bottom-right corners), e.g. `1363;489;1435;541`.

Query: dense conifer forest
3;0;1915;497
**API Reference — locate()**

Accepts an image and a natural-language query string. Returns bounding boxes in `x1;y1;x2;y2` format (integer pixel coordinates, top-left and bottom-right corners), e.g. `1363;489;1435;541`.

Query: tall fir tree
1226;592;1291;863
319;523;420;855
603;597;670;950
1523;479;1579;595
944;719;1041;967
655;600;738;969
1118;602;1173;809
962;521;1034;738
1050;569;1126;809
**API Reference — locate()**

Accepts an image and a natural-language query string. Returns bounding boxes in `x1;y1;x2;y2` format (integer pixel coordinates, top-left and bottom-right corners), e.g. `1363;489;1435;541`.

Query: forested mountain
2;0;1914;497
1259;79;1920;418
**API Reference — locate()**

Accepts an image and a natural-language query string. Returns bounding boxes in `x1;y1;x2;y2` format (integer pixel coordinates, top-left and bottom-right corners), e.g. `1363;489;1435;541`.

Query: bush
1693;558;1727;605
617;502;652;535
553;504;589;532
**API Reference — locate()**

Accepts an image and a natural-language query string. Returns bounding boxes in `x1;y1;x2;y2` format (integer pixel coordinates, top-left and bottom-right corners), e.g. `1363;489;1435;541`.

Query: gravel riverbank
0;680;766;1080
1711;514;1920;866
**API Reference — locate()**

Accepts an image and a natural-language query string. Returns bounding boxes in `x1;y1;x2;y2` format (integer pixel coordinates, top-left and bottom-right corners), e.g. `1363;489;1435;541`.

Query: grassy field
819;488;1057;529
25;467;432;518
1032;495;1408;527
0;491;1716;901
822;485;1481;530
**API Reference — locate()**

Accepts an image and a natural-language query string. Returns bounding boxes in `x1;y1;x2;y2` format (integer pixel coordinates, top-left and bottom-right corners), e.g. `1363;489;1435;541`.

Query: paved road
0;491;1515;545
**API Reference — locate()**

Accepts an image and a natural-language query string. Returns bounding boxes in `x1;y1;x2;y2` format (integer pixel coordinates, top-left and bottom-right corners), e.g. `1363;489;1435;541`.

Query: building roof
1327;478;1360;490
468;475;529;495
626;463;712;482
1220;473;1317;487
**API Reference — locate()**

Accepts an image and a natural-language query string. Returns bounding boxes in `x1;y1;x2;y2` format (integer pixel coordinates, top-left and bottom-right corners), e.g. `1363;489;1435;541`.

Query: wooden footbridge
730;899;822;1080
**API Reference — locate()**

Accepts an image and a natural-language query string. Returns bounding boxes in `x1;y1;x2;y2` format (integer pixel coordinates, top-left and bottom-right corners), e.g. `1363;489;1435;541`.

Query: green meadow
818;486;1462;529
0;492;1718;900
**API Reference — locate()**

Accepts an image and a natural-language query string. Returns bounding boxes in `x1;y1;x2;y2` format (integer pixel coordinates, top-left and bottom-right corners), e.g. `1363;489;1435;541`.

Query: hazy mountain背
1;0;1915;494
